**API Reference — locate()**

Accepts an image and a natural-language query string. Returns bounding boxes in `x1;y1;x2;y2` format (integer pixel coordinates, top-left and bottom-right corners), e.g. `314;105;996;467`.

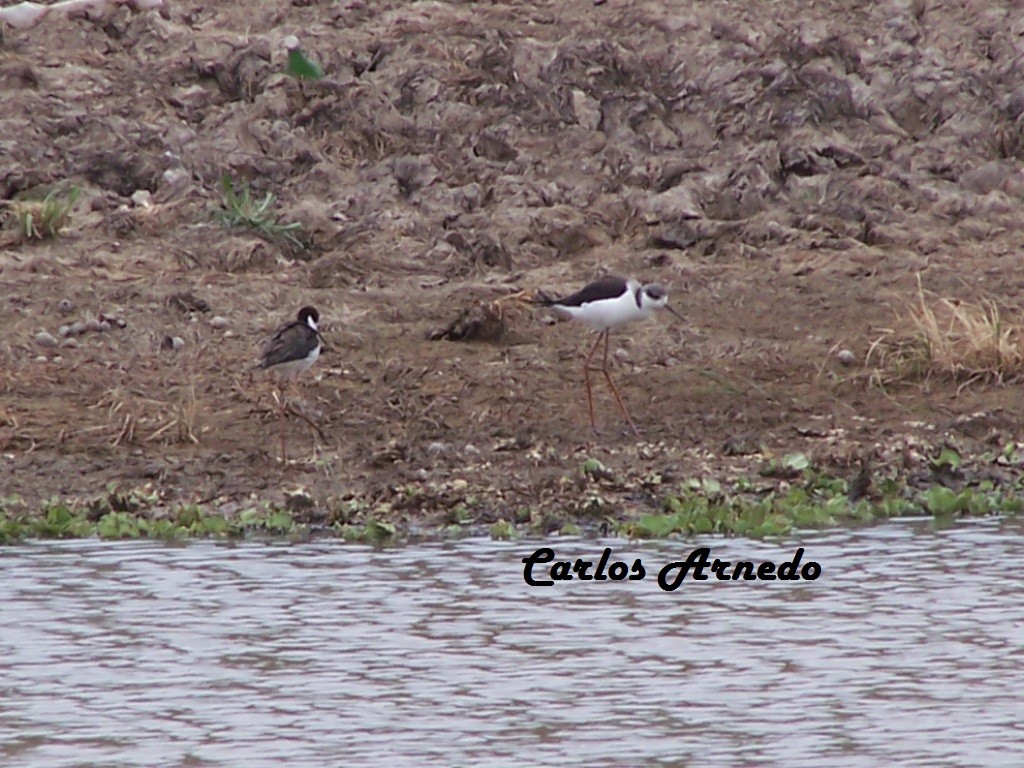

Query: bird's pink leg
599;332;640;437
582;332;605;434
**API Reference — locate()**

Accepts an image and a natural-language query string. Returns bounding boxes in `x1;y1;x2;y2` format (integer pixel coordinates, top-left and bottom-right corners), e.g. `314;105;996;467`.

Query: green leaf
489;520;516;540
782;453;811;471
285;47;324;80
931;448;962;470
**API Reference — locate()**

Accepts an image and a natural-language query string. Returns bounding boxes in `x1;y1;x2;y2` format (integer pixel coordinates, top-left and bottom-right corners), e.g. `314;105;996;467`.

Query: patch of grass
869;277;1024;387
216;175;303;248
8;186;80;240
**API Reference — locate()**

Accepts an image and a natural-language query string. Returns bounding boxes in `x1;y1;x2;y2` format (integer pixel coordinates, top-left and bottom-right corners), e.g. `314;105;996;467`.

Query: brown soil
2;0;1024;526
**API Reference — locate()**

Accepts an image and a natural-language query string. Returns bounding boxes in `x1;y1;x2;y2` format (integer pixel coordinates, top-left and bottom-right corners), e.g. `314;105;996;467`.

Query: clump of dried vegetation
868;279;1024;388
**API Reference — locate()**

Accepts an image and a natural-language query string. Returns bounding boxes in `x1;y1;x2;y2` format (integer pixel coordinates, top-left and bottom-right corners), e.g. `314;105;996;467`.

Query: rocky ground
2;0;1024;532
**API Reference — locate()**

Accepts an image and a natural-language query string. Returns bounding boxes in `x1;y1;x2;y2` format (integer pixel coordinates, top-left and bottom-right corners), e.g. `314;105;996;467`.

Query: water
1;519;1022;767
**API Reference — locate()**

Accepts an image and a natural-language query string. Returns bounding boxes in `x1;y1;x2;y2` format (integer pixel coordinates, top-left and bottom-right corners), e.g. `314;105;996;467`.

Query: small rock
130;190;153;208
426;442;448;456
57;299;74;315
84;318;103;333
463;443;481;456
160;335;185;351
60;338;80;349
98;321;112;332
836;348;858;366
34;355;48;363
99;313;127;328
160;168;191;195
58;324;72;337
68;321;87;336
35;330;58;348
209;316;230;329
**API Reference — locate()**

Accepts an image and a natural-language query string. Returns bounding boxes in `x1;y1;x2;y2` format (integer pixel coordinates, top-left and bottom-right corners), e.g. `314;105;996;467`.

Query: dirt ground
3;0;1024;527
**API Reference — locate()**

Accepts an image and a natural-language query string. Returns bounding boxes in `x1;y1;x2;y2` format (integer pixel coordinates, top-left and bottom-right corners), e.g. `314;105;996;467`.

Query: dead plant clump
869;281;1024;387
91;382;200;447
428;291;532;342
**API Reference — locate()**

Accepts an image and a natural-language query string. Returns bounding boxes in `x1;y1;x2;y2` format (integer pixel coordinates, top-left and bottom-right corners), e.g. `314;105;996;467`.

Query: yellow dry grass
868;277;1024;388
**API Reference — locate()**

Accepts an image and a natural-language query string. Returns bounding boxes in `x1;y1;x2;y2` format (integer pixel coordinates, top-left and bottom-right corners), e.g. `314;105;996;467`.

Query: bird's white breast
561;289;648;331
273;342;321;380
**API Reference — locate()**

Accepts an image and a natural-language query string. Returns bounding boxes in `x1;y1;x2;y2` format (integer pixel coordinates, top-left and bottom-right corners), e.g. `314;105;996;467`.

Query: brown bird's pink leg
273;385;289;463
599;332;640;437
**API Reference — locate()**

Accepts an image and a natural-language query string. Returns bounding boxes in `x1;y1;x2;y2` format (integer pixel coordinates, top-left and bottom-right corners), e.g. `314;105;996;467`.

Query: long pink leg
582;332;605;434
276;386;289;462
598;332;640;436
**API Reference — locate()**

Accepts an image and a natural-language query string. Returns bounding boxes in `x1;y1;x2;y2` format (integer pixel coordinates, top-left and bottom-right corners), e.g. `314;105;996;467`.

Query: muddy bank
2;0;1024;530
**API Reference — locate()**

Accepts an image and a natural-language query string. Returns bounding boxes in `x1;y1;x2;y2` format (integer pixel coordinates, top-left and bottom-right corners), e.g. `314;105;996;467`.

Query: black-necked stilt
539;276;682;436
256;305;324;459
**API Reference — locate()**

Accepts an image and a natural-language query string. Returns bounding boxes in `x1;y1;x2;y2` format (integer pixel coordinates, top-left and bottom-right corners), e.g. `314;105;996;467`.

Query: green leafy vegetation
621;462;1023;539
216;175;303;248
2;457;1023;545
285;45;324;80
8;186;80;240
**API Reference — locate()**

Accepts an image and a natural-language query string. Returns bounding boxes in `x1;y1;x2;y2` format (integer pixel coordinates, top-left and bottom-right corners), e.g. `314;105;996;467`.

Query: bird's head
641;284;683;321
297;305;320;331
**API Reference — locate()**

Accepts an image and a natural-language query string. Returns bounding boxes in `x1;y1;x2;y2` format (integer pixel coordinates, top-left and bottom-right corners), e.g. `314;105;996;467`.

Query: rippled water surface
2;519;1023;767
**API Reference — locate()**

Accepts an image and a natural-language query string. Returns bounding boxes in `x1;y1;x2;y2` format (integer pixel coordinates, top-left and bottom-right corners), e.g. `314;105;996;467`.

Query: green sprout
216;175;303;248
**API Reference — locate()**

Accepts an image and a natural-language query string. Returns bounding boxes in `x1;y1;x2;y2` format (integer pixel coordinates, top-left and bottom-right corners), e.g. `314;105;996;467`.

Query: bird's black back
259;319;320;368
549;276;630;308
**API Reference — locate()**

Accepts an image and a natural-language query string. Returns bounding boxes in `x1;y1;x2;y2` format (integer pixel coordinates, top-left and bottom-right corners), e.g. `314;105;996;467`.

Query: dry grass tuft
428;291;531;342
868;277;1024;389
91;381;201;447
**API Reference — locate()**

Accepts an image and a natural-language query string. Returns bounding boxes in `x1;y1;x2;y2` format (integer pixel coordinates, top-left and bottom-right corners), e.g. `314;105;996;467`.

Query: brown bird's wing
258;321;317;369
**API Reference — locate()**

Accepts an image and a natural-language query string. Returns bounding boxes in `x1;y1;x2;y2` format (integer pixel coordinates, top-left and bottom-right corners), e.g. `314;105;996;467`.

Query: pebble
161;335;185;351
84;318;103;333
130;190;153;208
836;348;858;366
60;338;80;349
57;299;74;315
58;324;72;337
426;442;448;456
209;316;230;329
68;321;87;336
35;330;58;348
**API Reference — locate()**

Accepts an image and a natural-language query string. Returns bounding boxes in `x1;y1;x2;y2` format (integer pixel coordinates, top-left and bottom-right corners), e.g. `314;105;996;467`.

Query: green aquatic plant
489;520;516;540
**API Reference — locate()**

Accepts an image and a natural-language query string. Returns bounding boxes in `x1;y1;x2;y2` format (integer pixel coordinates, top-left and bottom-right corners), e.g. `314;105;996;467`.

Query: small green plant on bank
216;175;303;248
621;461;1024;540
9;186;80;240
2;463;1024;545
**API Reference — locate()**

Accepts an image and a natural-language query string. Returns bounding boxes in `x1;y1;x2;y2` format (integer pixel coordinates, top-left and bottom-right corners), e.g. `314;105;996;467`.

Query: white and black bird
256;305;324;460
538;276;682;436
257;305;323;379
